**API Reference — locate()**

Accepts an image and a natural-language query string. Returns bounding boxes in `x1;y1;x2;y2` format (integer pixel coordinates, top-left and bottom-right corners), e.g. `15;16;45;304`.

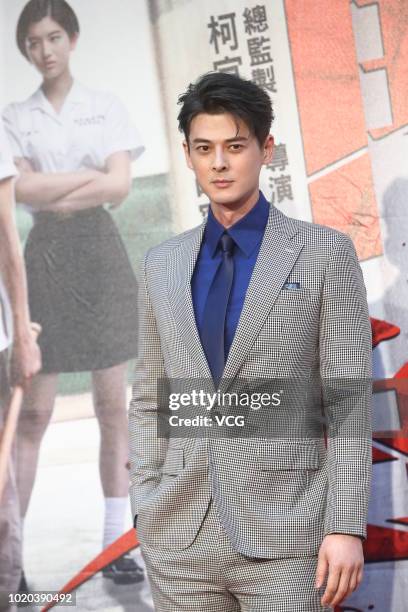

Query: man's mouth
212;179;234;187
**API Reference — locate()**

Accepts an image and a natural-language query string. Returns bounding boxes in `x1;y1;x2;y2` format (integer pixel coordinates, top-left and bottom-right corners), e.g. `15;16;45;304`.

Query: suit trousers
0;350;21;612
140;499;331;612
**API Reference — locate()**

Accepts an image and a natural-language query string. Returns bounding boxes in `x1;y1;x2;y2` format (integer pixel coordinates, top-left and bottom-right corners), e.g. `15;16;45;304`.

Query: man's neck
210;189;260;228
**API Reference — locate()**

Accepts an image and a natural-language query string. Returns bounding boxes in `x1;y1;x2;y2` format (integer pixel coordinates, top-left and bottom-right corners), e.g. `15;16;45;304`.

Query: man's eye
230;144;243;151
28;41;38;49
51;36;61;42
197;146;209;152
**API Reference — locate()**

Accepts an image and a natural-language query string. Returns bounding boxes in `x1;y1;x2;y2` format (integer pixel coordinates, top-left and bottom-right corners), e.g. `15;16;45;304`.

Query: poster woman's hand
11;322;42;389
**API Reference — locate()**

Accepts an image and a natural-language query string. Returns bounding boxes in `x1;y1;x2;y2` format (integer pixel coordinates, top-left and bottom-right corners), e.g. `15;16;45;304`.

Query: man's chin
208;188;242;207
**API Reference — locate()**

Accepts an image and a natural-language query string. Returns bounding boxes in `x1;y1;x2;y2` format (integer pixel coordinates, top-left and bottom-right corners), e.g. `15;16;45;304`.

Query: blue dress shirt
191;191;270;359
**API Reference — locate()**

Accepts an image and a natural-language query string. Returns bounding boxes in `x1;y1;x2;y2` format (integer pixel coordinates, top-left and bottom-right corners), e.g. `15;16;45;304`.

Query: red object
387;517;408;527
41;529;139;611
372;446;397;463
364;524;408;563
370;317;400;348
373;374;408;455
395;362;408;379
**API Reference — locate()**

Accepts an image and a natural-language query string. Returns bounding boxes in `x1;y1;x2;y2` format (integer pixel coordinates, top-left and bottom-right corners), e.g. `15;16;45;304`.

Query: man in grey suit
129;73;372;611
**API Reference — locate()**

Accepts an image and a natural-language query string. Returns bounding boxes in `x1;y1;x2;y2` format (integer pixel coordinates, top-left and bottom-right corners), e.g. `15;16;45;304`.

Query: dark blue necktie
201;233;235;386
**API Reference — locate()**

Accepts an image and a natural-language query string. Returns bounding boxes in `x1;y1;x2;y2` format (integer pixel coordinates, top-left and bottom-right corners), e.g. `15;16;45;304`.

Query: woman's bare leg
92;361;144;583
91;362;129;498
16;373;58;517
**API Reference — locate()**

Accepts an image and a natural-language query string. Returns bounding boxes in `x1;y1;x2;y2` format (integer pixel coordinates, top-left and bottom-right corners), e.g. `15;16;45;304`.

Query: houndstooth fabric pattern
128;202;372;559
140;500;332;611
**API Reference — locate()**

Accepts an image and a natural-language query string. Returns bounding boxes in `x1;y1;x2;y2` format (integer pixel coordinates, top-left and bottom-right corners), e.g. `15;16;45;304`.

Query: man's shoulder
280;209;355;254
144;224;203;264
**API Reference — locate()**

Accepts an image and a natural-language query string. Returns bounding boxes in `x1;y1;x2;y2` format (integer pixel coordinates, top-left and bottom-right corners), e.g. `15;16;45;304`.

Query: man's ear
263;134;274;165
182;140;194;170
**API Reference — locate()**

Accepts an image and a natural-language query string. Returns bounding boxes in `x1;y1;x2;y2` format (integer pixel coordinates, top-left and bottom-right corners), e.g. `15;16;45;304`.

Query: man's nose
212;147;228;171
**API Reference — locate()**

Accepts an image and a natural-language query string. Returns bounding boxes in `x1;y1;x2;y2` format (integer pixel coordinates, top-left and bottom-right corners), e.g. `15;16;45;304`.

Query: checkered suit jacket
129;202;372;559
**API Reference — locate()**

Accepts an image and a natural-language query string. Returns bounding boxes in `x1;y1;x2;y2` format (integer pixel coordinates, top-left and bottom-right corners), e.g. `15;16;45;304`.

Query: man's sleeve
319;232;372;539
128;252;168;525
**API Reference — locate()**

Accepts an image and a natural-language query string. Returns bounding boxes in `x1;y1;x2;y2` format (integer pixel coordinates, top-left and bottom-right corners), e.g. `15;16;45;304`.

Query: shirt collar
205;191;270;258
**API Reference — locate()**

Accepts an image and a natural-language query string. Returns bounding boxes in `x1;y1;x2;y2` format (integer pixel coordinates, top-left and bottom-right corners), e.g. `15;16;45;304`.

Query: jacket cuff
324;529;366;541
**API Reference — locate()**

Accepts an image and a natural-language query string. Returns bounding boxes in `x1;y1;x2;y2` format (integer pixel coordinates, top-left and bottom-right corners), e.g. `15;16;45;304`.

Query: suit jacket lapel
166;205;303;388
166;223;213;381
220;205;303;391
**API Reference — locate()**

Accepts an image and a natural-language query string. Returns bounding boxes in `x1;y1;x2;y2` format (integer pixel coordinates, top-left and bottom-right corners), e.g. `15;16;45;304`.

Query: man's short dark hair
17;0;79;59
177;72;274;148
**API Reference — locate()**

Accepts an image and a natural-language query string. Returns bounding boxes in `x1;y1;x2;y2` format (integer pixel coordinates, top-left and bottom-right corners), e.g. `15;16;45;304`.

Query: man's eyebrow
190;136;250;144
226;136;249;143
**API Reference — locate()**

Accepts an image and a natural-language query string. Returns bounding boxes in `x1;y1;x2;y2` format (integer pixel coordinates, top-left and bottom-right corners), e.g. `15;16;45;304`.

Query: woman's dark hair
177;72;274;148
17;0;79;58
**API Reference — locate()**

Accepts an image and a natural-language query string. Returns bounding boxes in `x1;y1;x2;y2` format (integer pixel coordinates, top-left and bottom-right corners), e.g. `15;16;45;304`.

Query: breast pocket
273;288;310;314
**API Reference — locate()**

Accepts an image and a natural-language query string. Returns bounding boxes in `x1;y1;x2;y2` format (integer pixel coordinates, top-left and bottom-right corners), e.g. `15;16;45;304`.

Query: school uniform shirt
2;82;145;373
0;120;17;352
2;80;145;179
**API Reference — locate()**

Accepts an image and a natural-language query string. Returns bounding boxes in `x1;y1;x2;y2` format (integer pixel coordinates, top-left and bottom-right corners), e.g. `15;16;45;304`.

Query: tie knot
220;233;235;255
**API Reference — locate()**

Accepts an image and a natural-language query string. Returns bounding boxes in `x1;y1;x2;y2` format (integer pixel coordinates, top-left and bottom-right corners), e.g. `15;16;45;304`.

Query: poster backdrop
151;1;408;610
0;0;407;610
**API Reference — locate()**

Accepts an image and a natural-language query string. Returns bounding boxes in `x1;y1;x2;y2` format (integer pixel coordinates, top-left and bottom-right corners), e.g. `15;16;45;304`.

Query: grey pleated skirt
25;207;138;373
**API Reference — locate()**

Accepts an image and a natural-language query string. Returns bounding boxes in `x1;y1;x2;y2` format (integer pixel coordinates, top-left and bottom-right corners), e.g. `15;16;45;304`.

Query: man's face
183;112;274;209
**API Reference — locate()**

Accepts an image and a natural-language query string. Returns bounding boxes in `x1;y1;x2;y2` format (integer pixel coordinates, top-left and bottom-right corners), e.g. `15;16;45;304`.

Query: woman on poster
3;0;144;586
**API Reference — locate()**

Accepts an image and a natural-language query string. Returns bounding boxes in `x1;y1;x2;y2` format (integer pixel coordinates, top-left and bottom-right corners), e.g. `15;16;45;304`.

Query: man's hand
315;533;364;608
10;323;42;389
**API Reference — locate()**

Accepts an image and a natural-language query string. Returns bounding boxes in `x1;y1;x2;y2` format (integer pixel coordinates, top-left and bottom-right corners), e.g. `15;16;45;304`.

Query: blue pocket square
283;282;301;290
